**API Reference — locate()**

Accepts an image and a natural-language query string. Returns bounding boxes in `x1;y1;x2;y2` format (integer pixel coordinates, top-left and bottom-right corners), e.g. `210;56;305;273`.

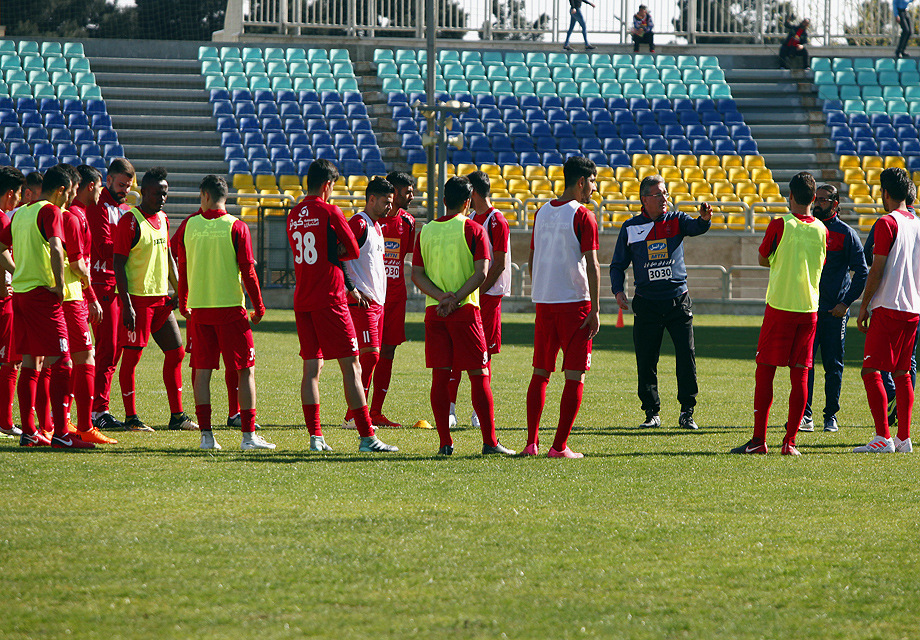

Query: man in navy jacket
610;175;712;430
802;185;868;433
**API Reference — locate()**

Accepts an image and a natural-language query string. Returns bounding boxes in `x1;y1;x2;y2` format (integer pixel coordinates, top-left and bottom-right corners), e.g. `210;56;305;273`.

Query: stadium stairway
88;55;226;217
725;57;838;192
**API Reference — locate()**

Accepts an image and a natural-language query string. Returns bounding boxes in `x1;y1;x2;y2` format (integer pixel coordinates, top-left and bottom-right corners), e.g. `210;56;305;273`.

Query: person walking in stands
412;176;515;457
800;184;867;434
631;5;655;54
779;17;810;69
896;0;916;58
563;0;596;52
610;175;712;431
113;167;196;433
732;172;826;456
854;168;920;453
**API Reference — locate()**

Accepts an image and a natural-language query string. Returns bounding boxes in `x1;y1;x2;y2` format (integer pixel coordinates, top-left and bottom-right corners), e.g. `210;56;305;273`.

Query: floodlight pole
425;0;438;222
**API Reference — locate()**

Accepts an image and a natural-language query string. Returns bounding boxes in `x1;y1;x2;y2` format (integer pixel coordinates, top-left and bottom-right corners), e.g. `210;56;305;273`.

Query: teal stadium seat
875;58;896;72
557;81;579;96
902;71;920;85
547;53;568;67
710;83;732;98
527;53;547;67
552;67;574;82
856;70;878;85
311;62;333;78
612;54;633;68
660;68;682;83
80;85;102;100
18;41;40;56
29;70;50;84
656;55;677;68
0;41;15;55
224;60;244;75
623;82;644;98
51;71;73;85
682;68;703;83
286;48;307;63
242;48;262;62
530;67;551;81
56;85;79;99
600;82;622;97
438;50;460;64
888;99;909;114
69;58;90;73
591;53;612;68
843;99;864;113
333;62;355;78
470;79;491;95
864;99;887;113
249;76;271;91
381;77;401;93
264;48;285;61
45;57;67;73
4;69;25;83
9;82;29;98
861;86;883;100
852;58;874;72
267;61;288;77
879;70;900;86
34;83;55;99
570;53;590;67
246;61;268;76
21;56;43;72
617;67;638;82
290;62;312;78
666;84;689;98
314;77;337;92
448;79;469;94
0;81;9;97
329;49;350;63
645;82;667;98
0;55;19;70
596;67;617;83
676;55;698;68
492;80;514;96
839;85;861;100
443;63;464;80
688;83;709;99
293;77;314;92
639;68;660;82
226;76;248;90
487;65;509;80
535;81;556;96
73;71;95;86
399;63;421;78
832;57;852;71
811;58;831;72
515;80;536;95
896;58;917;73
220;47;241;61
461;51;481;65
337;78;358;92
579;81;601;97
373;49;394;64
634;54;655;68
465;64;487;79
817;85;839;101
307;49;328;63
883;86;904;100
205;76;226;90
574;67;595;82
699;56;719;69
199;46;219;61
705;69;725;84
508;65;529;81
905;86;920;100
271;77;293;92
835;71;856;85
482;52;503;66
505;52;525;66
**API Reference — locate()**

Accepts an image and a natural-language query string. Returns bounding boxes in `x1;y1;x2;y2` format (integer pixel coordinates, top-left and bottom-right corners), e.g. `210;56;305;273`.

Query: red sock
119;348;143;416
553;378;584;452
163;346;185;414
35;366;52;432
240;408;256;433
17;367;39;435
196;403;212;431
753;363;776;443
359;351;380;397
447;367;462;404
50;361;71;437
369;356;393;415
303;403;321;436
72;363;95;432
469;372;497;447
785;366;808;445
431;368;452;447
225;367;239;418
526;374;549;447
0;364;18;431
895;372;913;441
353;404;374;438
863;370;891;439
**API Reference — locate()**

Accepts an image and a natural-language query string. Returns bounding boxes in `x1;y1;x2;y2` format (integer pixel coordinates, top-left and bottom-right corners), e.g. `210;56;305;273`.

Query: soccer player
113;167;196;432
59;164;115;445
342;177;393;428
732;172;826;456
0;165;92;448
447;170;510;429
0;165;24;438
854;167;920;453
368;171;417;427
175;175;274;451
522;156;600;459
20;171;43;206
288;159;397;453
87;158;134;431
411;175;515;456
801;184;867;433
610;174;712;430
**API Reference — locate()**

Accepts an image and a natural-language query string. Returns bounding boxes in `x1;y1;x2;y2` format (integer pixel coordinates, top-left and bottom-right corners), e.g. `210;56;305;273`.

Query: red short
755;305;817;368
480;293;503;356
864;306;920;372
63;300;93;353
424;304;488;370
120;295;173;348
296;302;359;360
12;288;69;357
381;296;407;346
533;301;593;372
189;314;255;371
0;295;19;363
350;301;384;350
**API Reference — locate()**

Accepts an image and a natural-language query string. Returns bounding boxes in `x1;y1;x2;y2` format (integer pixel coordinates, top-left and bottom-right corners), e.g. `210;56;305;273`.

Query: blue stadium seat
553;122;575;138
701;111;722;126
543;151;564;165
612;110;634;125
713;139;736;154
695;98;716;112
634;110;656;125
587;151;609;166
856;139;878;154
879;140;901;155
251;159;273;174
679;111;701;125
247;146;268;161
902;139;920;155
520;151;541;166
473;150;495;164
270;147;292;161
670;138;692;154
834;139;856;154
692;139;714;154
619;123;640;137
48;128;71;143
292;147;313;162
244;131;265;146
221;132;242;147
496;151;517;165
362;147;383;162
624;138;646;153
737;139;758;155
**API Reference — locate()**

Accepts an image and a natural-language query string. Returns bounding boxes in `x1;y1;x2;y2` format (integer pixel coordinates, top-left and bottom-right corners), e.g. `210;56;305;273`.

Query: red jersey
287;195;359;312
63;200;91;264
0;202;63;247
0;210;11;288
411;214;489;269
87;187;131;286
758;212;820;259
378;208;416;304
112;207;168;256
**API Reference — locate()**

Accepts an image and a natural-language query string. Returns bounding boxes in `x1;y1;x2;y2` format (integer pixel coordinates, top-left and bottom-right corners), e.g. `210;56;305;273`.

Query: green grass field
2;311;919;639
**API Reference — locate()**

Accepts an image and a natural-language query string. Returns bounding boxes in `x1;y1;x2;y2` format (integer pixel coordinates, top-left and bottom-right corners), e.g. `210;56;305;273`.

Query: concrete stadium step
100;86;207;103
104;99;211;117
122;144;223;162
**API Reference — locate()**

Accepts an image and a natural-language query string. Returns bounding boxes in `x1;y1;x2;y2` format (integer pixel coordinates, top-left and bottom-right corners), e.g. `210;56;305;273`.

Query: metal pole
279;0;289;34
754;0;764;44
426;0;438;221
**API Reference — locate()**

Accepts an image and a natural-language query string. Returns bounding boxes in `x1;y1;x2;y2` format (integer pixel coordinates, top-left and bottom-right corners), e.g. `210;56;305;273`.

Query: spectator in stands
895;0;916;59
631;5;655;54
563;0;596;52
779;18;810;70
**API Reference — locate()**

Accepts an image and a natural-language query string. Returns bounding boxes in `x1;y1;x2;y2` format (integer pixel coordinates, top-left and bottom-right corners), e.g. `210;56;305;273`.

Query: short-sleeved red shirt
63;200;92;264
758;212;818;259
378;209;415;303
471;207;511;258
87;188;131;286
112;207;168;257
0;202;63;247
529;200;599;253
412;214;489;269
872;209;916;257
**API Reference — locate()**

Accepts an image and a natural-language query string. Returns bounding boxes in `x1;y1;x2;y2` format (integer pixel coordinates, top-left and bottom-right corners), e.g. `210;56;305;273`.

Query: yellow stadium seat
844;168;866;183
690;182;711;196
525;165;547;179
637;166;658;180
456;163;478;176
765;194;787;212
239;206;259;220
553;179;566;192
839;155;860;170
751;168;773;183
713;182;734;197
885;156;906;169
742;194;764;206
416;176;428;192
721;155;743;169
660;166;682;181
236;188;258;207
913;170;920;183
596;166;614;179
865;168;882;184
862;156;884;170
632;153;653;166
347;175;369;190
654;154;676;167
668;181;690;194
481;163;501;177
671;193;693;204
759;182;781;197
728;167;750;182
412;163;427;176
255;174;278;190
547;165;564;180
675;154;697;168
849;183;870;197
871;184;883;200
621;179;640;196
698;154;720;168
232;174;255;190
596;177;618;194
508;177;529;193
279;174;301;190
719;194;744;212
705;167;727;182
743;155;766;170
682;166;705;181
502;165;524;179
736;182;758;197
531;177;553;192
616;166;638;181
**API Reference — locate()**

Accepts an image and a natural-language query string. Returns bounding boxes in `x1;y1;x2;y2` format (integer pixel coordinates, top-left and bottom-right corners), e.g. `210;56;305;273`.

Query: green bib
419;214;478;309
185;213;245;309
125;207;169;297
765;214;826;313
10;200;55;294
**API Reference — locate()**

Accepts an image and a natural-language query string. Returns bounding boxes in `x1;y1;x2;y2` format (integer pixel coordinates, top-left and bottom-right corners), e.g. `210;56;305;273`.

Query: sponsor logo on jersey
647;239;669;262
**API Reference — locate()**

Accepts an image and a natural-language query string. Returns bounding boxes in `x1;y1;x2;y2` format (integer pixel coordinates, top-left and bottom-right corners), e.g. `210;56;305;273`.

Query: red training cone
616;308;625;328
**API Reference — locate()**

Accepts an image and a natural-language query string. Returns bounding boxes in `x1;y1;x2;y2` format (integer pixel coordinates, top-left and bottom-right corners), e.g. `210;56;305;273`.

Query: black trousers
779;44;809;69
632;31;654;52
632;291;698;414
898;12;913;56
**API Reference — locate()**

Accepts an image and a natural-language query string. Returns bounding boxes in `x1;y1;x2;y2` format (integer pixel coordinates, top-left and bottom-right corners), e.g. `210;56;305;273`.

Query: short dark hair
199;174;228;202
385;171;414;190
816;184;838;201
306;159;339;192
880;167;913;203
141;166;168;189
467;171;490;199
444;176;473;210
0;166;25;196
365;176;394;200
563;156;597;189
76;164;103;189
789;171;816;207
24;171;43;190
56;163;80;189
108;158;135;179
41;165;72;195
639;174;666;197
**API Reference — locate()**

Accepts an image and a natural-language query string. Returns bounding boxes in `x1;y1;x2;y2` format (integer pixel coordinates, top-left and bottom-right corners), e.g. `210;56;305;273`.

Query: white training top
872;209;920;314
346;211;387;306
482;207;511;297
530;200;590;304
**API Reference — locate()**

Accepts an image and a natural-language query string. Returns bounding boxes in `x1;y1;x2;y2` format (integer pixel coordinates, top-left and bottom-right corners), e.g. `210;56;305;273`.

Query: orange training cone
616;308;625;328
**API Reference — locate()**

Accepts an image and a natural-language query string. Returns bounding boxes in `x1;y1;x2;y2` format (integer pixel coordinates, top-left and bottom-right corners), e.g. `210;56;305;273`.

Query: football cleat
548;446;584;458
77;427;118;445
679;409;699;430
482;441;516;455
895;436;913;453
94;412;124;431
639;412;660;428
448;412;457;429
124;415;154;432
823;416;839;432
0;426;23;437
168;413;198;431
730;439;768;454
341;418;356;430
199;431;222;450
50;433;95;449
370;412;401;428
65;419;78;434
359;436;398;453
781;441;801;456
310;435;333;451
518;443;539;457
241;433;276;450
470;411;481;429
853;435;895;453
19;431;51;447
437;445;454;456
799;415;815;432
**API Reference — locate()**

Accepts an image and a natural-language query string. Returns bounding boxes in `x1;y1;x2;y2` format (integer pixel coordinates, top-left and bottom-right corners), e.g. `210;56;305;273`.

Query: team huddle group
0;154;917;456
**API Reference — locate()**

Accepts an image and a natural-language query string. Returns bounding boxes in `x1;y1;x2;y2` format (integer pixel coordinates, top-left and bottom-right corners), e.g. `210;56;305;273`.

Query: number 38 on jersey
291;231;317;265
